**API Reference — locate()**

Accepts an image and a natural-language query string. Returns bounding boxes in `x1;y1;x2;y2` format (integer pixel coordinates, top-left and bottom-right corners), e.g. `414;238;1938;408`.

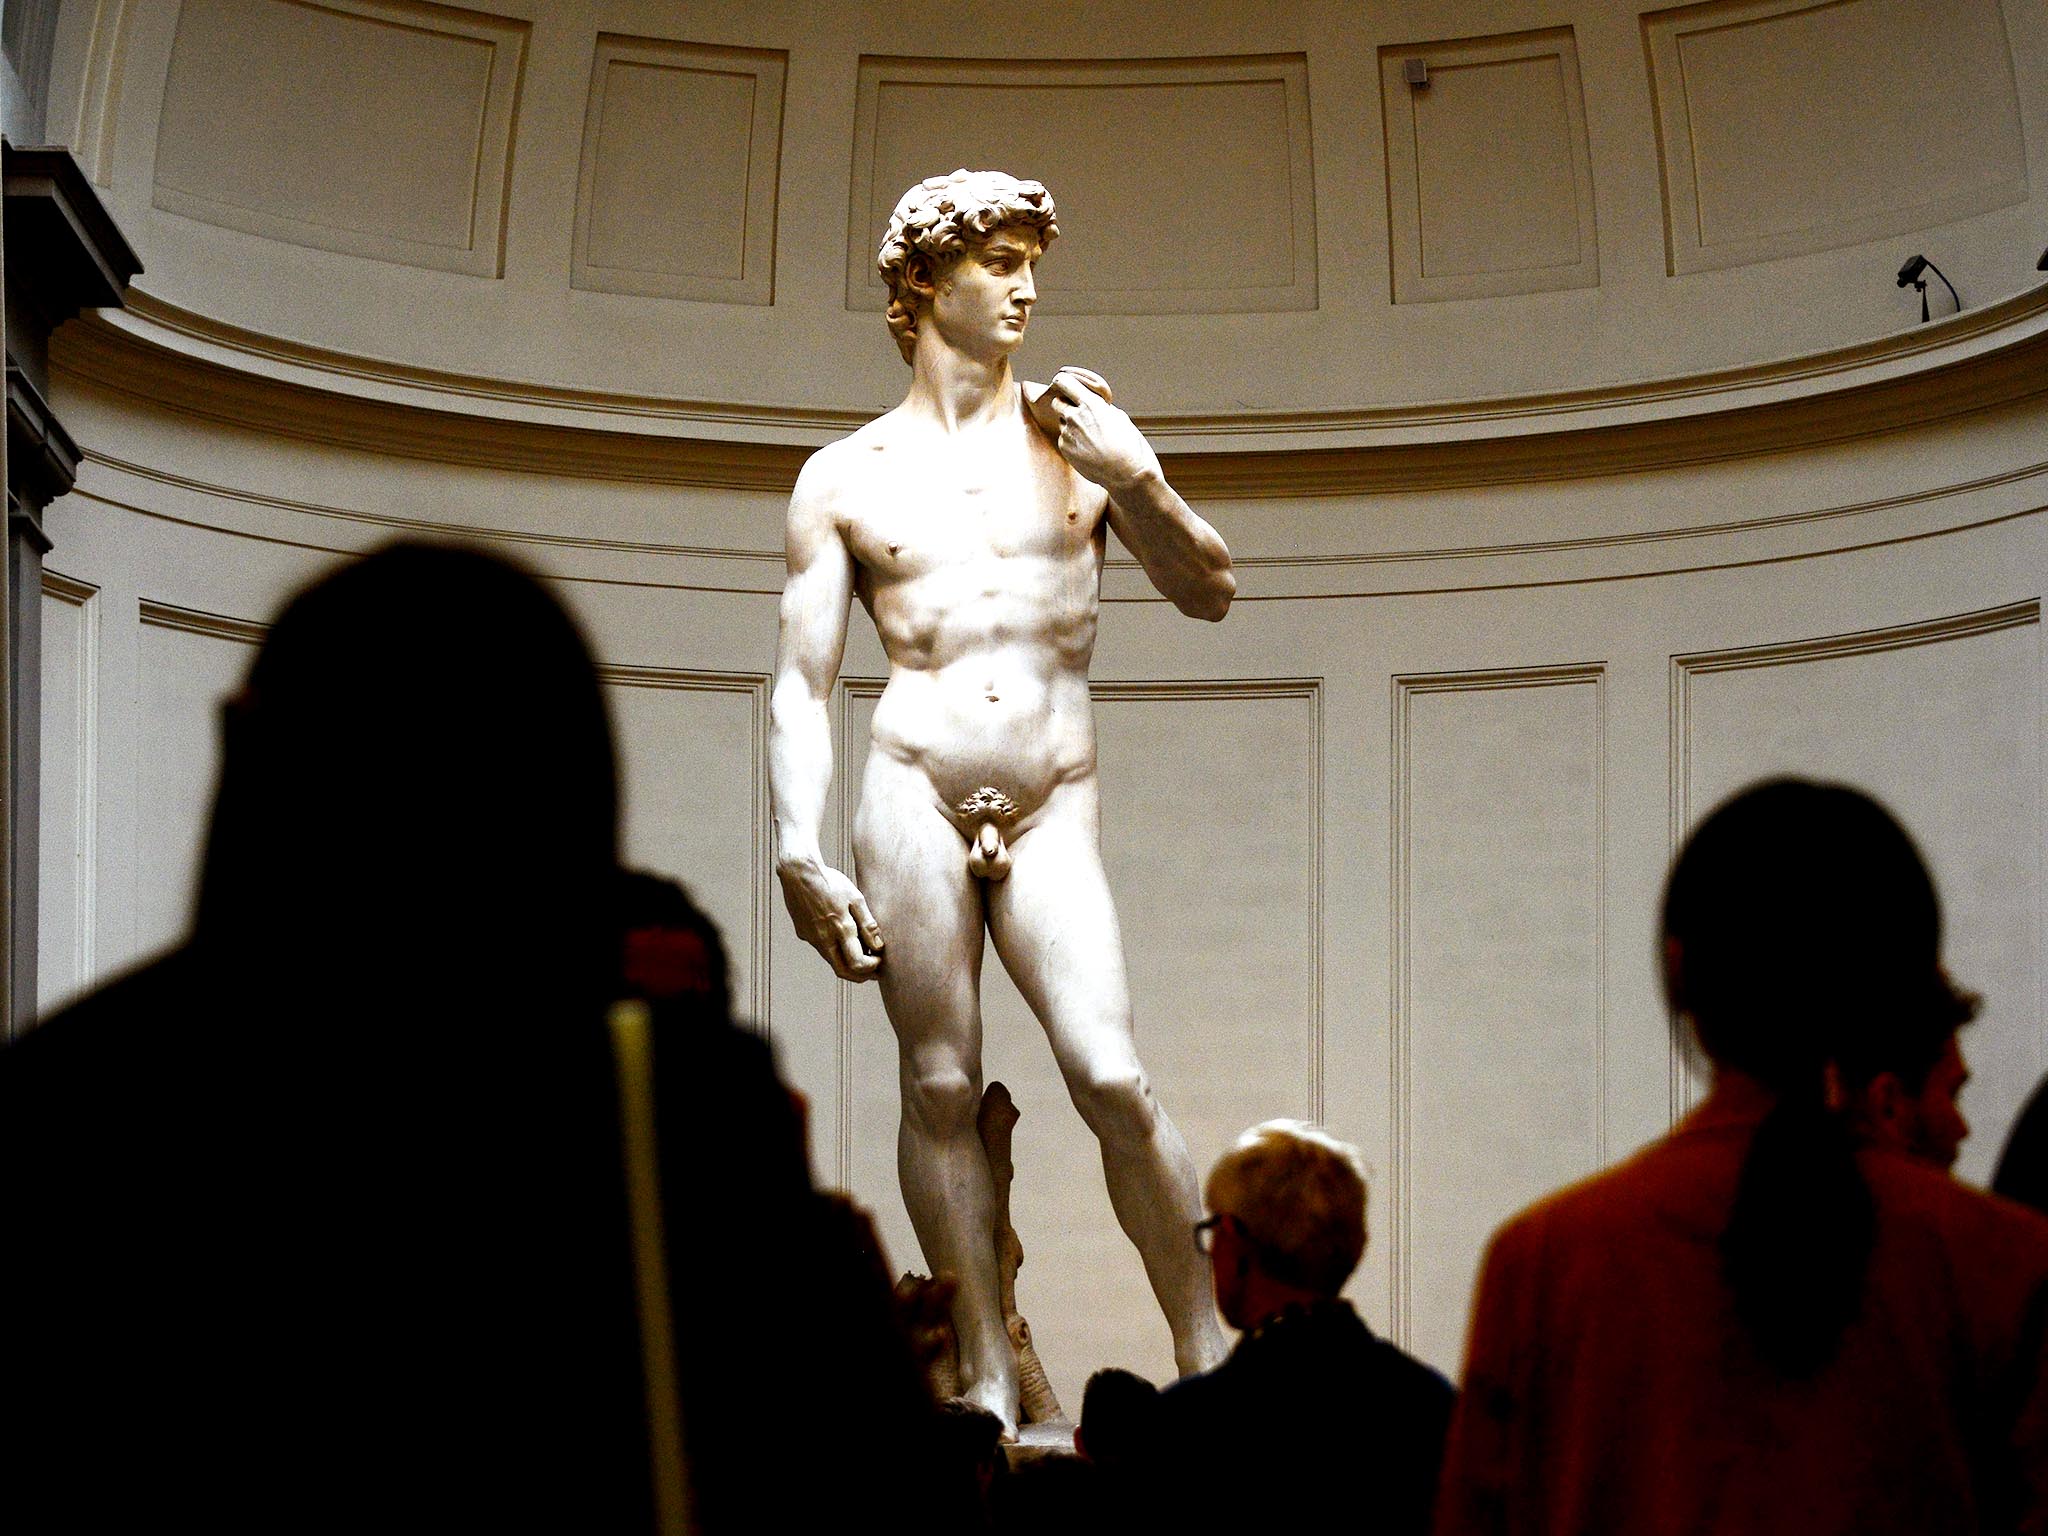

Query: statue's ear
904;251;940;300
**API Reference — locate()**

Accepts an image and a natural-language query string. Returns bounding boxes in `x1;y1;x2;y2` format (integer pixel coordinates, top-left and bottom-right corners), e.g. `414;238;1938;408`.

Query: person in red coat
1434;778;2048;1536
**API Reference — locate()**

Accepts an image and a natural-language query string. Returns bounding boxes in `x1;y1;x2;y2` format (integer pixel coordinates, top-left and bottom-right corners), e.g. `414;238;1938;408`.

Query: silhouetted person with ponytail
1435;778;2048;1536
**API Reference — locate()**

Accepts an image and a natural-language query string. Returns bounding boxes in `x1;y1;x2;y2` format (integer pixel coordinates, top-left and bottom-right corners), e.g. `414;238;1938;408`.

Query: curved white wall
33;0;2048;1405
45;0;2048;429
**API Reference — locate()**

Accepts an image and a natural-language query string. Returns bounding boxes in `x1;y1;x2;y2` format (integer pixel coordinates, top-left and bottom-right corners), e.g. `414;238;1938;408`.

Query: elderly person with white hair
1142;1120;1455;1530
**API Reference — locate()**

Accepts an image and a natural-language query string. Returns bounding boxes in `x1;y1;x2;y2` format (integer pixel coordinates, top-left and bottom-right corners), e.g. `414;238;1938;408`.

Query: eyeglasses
1193;1214;1233;1254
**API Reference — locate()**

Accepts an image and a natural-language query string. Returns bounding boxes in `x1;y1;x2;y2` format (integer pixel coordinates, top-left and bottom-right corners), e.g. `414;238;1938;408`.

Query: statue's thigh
854;759;985;1051
987;808;1136;1067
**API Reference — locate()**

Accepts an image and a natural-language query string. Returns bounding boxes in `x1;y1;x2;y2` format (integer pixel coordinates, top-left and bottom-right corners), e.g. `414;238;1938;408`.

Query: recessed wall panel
38;574;98;1013
1645;0;2026;274
135;602;265;961
153;0;527;274
1672;603;2041;1177
573;36;785;303
604;666;771;1024
848;54;1316;314
1381;29;1598;303
839;679;1320;1409
1395;666;1604;1373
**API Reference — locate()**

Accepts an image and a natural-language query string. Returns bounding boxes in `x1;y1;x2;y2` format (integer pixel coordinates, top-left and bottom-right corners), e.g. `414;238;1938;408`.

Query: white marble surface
769;173;1234;1430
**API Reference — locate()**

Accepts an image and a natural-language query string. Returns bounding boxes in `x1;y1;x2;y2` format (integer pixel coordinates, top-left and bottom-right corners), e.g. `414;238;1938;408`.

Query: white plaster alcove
30;0;2048;1404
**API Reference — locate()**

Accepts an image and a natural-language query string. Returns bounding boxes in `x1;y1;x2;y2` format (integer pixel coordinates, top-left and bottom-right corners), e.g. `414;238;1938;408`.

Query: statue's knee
904;1066;980;1136
1072;1064;1153;1139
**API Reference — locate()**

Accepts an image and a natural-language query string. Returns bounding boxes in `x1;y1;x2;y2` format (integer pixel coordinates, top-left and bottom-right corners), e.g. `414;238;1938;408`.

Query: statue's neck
904;341;1016;433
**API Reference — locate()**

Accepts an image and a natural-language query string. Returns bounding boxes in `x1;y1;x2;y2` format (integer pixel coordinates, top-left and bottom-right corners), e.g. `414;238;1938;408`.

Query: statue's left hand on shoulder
1029;366;1162;494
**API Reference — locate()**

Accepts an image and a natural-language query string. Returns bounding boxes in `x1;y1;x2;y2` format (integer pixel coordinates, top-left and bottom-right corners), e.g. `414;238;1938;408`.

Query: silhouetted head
932;1397;1006;1506
196;542;617;1009
1661;778;1947;1092
1076;1367;1159;1467
612;867;734;1021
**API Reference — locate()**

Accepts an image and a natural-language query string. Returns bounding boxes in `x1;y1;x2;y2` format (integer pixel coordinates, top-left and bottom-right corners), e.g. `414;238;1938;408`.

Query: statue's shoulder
795;408;908;504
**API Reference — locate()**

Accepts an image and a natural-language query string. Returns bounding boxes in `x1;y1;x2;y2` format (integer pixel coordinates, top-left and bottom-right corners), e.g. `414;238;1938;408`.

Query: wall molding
599;663;774;1030
79;450;787;567
833;676;886;1189
1665;598;2042;1114
42;571;101;998
136;597;268;646
68;443;2048;609
1389;662;1607;1348
1215;460;2048;571
52;280;2048;497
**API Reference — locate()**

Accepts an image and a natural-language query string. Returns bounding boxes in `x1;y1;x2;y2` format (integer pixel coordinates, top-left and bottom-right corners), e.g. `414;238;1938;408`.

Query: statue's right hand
777;859;884;982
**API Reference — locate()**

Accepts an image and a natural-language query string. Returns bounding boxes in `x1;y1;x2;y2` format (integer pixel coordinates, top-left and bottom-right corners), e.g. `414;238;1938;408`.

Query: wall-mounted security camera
1896;254;1959;324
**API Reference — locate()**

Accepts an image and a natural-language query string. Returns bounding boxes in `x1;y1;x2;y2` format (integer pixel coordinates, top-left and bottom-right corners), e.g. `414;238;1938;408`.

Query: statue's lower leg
1081;1077;1230;1375
897;1105;1019;1430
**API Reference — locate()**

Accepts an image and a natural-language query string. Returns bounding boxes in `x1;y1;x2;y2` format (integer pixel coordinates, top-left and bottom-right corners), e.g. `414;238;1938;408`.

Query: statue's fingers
1055;365;1112;403
823;911;869;976
851;892;885;951
839;933;882;978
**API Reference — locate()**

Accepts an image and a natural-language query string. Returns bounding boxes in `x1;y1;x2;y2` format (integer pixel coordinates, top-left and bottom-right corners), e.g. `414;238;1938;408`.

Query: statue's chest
850;453;1095;578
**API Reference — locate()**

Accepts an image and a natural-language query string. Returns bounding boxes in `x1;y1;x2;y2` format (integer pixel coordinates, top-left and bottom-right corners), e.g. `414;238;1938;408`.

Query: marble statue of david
768;170;1233;1430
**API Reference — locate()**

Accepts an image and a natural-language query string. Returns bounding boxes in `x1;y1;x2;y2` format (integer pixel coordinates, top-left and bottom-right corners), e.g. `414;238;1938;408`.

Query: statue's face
927;224;1043;363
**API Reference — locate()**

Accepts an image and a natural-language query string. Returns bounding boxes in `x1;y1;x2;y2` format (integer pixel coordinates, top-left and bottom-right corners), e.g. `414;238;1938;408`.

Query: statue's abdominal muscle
867;555;1101;819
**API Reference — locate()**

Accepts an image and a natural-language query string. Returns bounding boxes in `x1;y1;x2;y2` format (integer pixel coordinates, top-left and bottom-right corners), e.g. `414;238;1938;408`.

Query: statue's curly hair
876;169;1058;365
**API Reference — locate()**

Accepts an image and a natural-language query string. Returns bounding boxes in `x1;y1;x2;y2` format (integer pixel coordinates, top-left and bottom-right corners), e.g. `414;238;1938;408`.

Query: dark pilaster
3;143;137;1033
